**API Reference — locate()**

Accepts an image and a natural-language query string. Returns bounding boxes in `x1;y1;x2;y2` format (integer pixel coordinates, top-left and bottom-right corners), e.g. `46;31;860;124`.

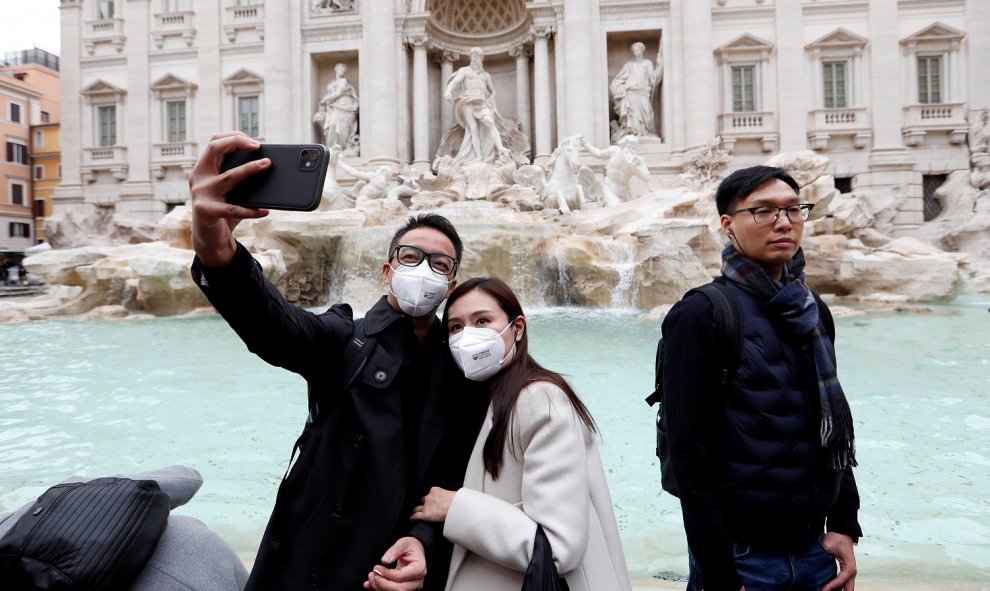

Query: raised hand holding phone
189;132;272;268
220;143;330;212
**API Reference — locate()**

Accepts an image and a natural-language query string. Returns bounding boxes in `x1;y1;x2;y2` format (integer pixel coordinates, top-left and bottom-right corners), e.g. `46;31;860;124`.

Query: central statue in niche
435;47;530;167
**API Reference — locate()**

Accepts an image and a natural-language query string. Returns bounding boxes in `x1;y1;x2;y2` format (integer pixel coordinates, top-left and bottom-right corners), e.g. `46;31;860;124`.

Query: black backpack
0;477;170;590
645;280;834;497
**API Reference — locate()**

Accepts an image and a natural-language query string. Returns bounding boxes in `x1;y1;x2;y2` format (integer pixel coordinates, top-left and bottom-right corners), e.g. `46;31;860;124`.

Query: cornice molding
712;6;774;22
802;1;869;17
599;1;669;20
301;22;363;42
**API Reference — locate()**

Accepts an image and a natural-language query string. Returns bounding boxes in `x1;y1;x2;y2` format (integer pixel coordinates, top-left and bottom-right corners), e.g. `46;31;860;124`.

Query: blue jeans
687;535;837;591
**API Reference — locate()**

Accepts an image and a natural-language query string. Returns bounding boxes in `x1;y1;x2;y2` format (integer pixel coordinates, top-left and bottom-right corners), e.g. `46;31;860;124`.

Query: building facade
55;0;989;230
2;48;62;250
1;69;41;252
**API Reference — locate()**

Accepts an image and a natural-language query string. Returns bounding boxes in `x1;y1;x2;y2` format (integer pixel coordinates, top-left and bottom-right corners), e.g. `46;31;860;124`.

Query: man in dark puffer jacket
662;166;862;591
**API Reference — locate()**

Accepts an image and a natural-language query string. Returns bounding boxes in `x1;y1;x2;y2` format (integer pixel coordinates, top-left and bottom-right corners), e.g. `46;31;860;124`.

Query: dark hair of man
442;277;597;480
714;165;801;215
388;213;464;262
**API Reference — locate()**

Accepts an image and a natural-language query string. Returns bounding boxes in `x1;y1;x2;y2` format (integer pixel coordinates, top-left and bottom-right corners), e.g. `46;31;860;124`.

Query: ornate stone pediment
150;74;198;97
81;79;126;101
222;68;263;87
714;33;774;63
806;28;868;51
900;22;965;47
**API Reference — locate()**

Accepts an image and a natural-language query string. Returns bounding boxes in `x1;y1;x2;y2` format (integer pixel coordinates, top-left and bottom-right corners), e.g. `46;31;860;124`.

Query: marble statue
313;0;354;13
609;42;663;139
968;108;990;189
583;136;650;206
319;145;355;210
515;135;603;213
336;159;396;206
436;47;530;167
314;63;360;155
969;108;990;153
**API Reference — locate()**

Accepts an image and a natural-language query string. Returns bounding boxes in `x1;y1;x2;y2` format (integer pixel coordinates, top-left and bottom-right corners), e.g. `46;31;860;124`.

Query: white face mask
448;321;517;382
388;261;451;317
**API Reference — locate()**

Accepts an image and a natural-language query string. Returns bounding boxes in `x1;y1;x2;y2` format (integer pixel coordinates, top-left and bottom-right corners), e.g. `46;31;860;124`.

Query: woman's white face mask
448;321;517;382
388;261;451;317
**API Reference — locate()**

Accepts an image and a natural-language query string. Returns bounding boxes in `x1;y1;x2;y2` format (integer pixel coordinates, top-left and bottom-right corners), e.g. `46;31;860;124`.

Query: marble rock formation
11;150;989;321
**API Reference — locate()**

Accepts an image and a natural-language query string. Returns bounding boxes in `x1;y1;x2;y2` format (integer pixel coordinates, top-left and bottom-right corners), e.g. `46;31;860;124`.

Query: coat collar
361;296;445;343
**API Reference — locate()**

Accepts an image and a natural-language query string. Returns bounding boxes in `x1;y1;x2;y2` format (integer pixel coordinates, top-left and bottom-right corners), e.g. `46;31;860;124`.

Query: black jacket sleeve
826;466;863;541
191;241;352;378
662;294;743;591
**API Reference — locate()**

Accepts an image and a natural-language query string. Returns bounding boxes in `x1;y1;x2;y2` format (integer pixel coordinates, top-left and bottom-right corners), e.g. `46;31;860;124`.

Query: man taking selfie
188;131;487;590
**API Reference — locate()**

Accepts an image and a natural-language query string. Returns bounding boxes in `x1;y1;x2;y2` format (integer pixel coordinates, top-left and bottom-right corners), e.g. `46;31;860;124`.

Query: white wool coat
442;381;632;591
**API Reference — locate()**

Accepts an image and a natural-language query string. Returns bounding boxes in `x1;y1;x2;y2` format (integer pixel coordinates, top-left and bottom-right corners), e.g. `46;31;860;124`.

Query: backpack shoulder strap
810;289;835;343
645;280;743;407
691;281;743;387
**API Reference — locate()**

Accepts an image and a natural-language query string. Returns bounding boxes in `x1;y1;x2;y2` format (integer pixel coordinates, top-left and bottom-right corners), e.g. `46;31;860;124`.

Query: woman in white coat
411;277;631;591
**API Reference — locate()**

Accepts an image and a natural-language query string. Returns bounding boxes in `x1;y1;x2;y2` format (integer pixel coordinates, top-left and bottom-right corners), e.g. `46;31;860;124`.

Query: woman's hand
410;487;456;523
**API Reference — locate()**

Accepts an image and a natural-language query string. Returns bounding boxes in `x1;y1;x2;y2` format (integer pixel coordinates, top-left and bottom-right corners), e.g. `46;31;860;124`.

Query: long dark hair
443;277;597;480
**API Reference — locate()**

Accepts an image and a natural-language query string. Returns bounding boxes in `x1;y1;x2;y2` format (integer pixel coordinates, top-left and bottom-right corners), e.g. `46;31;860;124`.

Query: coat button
374;370;387;383
332;504;344;518
32;507;44;516
353;433;365;448
309;574;319;586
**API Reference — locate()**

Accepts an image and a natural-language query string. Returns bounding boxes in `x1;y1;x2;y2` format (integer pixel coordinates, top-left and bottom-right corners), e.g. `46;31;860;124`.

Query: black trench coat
193;244;485;590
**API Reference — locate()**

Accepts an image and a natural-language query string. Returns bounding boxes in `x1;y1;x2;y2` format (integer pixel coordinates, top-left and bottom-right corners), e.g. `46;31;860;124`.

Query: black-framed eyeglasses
391;245;459;276
727;203;814;225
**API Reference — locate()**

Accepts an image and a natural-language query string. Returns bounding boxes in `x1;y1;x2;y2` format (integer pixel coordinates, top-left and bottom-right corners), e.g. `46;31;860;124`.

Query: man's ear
720;214;733;236
382;262;392;284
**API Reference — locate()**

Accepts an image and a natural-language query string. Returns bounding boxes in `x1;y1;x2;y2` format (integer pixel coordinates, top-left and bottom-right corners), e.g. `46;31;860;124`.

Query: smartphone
220;144;330;211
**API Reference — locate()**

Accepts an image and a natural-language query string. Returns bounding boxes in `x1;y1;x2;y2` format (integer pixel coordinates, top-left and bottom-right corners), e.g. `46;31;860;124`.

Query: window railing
84;17;126;53
809;107;869;132
85;146;127;164
82;146;129;182
718;111;776;135
903;102;966;127
153;141;195;160
153;11;196;47
901;102;968;146
86;17;125;37
155;11;194;28
223;3;265;42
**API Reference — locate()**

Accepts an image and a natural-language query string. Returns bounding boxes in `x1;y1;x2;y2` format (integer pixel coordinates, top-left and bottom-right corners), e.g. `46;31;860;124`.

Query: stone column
361;0;398;163
532;25;554;160
196;0;221;138
263;0;292;141
869;0;906;150
562;0;594;139
435;51;458;134
408;35;430;168
968;0;990;108
774;0;804;151
866;0;917;232
510;44;532;143
679;0;715;147
122;0;152;218
54;0;83;206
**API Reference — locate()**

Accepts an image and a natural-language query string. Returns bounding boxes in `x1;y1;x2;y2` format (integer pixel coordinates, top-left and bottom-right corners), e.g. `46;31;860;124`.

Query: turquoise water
1;299;988;587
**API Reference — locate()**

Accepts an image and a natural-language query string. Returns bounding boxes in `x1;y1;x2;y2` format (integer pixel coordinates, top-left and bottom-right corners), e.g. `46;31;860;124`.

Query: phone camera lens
300;149;310;159
310;150;318;160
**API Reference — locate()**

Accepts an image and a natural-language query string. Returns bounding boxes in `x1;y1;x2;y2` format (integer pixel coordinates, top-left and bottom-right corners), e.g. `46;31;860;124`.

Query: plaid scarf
721;244;857;470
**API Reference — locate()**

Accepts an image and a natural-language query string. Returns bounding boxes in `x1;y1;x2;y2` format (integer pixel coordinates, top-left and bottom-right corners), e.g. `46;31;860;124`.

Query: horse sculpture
512;135;604;213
